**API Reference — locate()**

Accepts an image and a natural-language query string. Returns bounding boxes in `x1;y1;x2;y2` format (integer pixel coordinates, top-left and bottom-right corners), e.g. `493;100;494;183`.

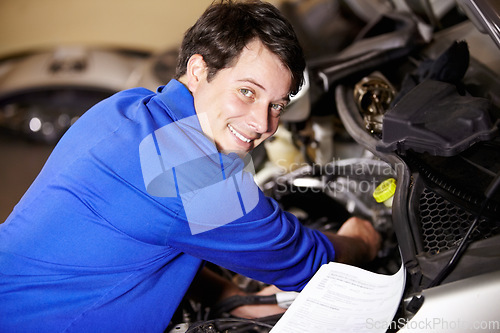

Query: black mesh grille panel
418;187;499;255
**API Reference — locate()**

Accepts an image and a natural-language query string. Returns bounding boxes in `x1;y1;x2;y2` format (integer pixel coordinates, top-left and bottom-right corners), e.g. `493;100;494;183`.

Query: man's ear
185;54;207;93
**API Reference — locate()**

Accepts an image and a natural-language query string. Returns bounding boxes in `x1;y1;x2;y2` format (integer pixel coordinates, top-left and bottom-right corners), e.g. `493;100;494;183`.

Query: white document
270;262;405;333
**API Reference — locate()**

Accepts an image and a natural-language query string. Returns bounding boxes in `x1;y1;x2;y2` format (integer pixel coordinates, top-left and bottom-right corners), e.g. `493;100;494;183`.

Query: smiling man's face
183;39;292;156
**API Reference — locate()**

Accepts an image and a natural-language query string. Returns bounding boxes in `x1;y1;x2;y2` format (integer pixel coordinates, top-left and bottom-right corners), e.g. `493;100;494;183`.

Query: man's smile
228;124;252;143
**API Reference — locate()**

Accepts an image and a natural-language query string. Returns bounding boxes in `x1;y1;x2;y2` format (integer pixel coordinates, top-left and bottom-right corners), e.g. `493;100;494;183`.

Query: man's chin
217;140;255;158
219;148;249;159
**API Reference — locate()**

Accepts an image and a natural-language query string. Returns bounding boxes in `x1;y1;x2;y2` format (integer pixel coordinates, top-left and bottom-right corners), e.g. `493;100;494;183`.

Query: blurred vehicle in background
0;46;169;143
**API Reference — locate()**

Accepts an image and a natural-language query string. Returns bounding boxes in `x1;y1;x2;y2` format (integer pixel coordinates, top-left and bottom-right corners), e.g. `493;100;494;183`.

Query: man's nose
247;103;269;134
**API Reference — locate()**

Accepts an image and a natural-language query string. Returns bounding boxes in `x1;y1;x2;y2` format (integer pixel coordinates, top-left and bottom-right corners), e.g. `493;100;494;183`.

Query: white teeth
228;124;251;143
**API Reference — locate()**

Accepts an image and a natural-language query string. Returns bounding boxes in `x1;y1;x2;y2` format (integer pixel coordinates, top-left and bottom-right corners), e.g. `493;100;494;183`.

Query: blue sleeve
163;181;337;292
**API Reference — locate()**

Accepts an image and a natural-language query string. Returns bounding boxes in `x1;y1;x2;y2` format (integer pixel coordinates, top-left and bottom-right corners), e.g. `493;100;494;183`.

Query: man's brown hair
175;0;305;96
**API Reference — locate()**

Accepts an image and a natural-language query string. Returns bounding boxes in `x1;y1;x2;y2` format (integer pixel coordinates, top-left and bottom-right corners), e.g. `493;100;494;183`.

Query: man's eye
240;88;254;98
271;103;285;114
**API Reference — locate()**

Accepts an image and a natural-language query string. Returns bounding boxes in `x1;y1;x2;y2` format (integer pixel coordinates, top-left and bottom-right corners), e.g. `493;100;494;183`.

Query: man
0;1;380;332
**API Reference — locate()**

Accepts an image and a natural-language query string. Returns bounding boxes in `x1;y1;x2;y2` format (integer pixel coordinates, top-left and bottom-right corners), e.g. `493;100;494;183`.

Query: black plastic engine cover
377;79;498;156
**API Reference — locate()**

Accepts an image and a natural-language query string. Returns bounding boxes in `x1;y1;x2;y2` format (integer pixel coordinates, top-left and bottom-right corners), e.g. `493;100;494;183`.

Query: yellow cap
373;178;397;203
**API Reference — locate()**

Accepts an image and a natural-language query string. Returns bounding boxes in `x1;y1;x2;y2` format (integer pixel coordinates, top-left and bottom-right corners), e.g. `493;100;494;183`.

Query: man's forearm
322;216;381;265
322;230;371;265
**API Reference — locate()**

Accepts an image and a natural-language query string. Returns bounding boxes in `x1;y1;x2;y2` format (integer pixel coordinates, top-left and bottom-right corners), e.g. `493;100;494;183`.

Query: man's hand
323;217;381;265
